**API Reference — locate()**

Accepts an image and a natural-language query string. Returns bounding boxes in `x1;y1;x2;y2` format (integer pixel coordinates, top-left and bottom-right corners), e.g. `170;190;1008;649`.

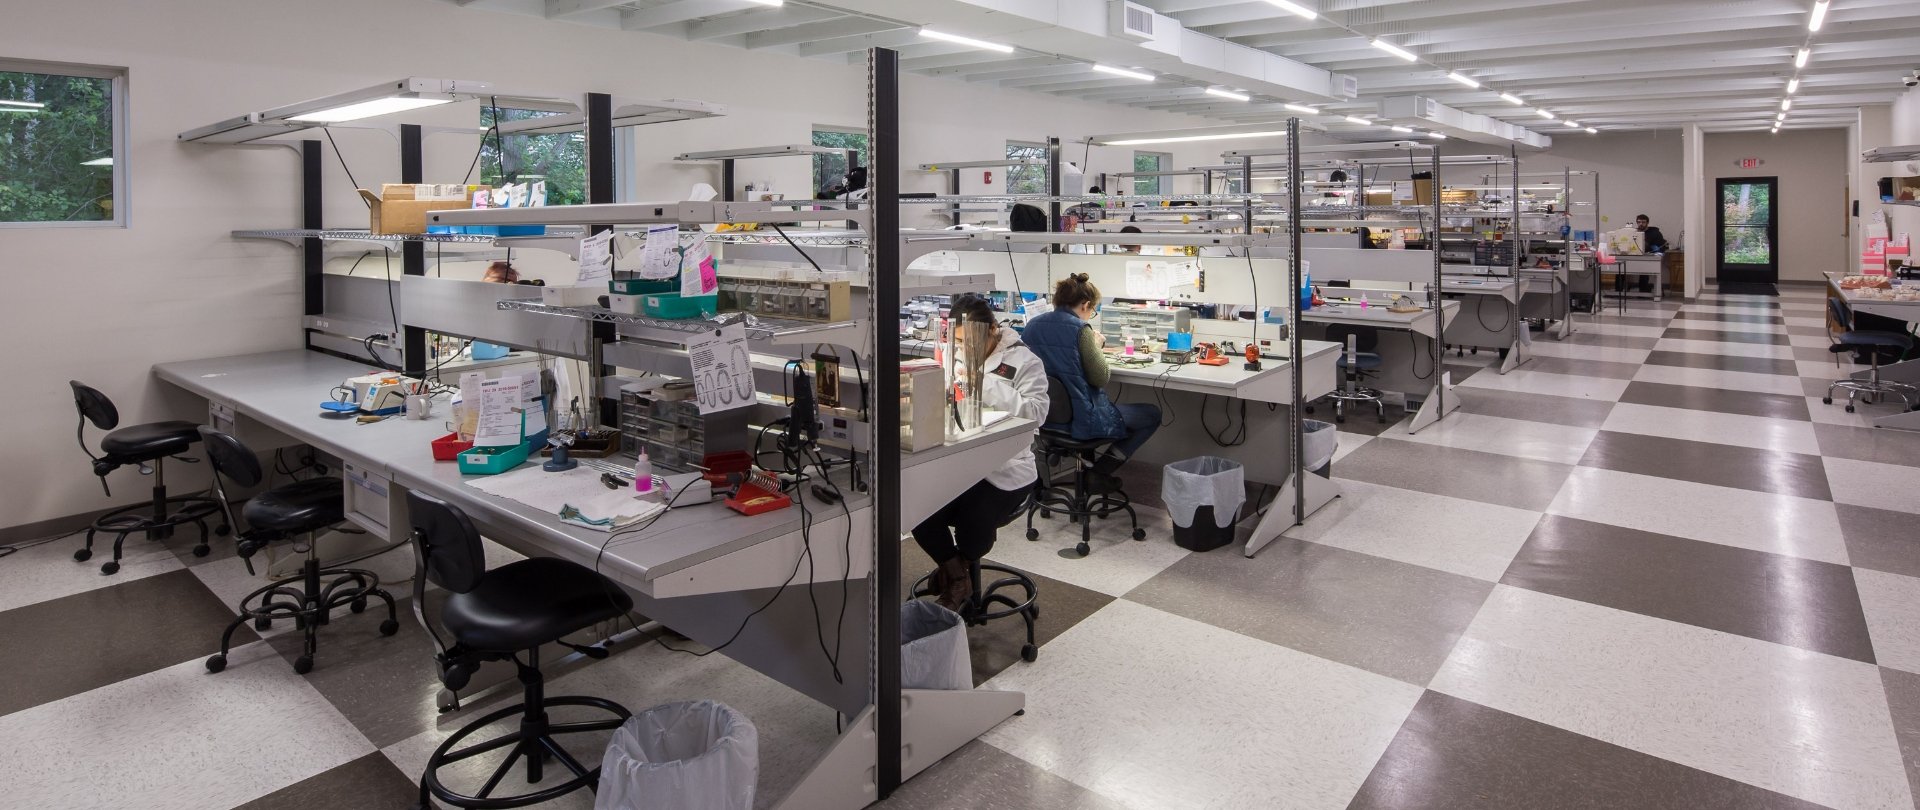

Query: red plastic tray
431;432;474;461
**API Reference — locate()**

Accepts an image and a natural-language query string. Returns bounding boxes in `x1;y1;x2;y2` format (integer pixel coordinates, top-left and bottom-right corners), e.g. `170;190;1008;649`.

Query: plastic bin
1302;419;1337;472
1163;456;1245;553
595;700;757;810
642;292;718;320
900;600;971;690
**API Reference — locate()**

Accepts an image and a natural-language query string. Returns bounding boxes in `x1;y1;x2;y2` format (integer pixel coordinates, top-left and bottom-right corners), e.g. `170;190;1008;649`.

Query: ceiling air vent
1113;1;1155;41
1337;74;1360;99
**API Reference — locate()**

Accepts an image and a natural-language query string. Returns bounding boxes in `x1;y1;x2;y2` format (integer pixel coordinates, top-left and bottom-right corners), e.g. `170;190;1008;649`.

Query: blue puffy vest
1022;310;1125;441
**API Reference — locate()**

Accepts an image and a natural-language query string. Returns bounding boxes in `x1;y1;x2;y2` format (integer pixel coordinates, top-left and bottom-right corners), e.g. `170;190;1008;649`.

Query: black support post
587;92;618;426
870;46;903;799
1046;136;1062;252
400;124;426;377
301;140;323;320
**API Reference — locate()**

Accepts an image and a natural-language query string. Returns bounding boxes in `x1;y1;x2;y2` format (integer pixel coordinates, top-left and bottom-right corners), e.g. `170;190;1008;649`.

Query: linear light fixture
1102;130;1290;146
1262;0;1317;20
1787;77;1800;94
1428;132;1447;139
1447;72;1480;88
0;99;45;108
81;157;112;166
1808;0;1829;31
0;107;39;114
1204;87;1252;102
1778;111;1787;121
1585;127;1598;134
1092;64;1155;81
1370;38;1418;62
1564;120;1581;128
1283;103;1320;114
743;0;782;4
918;28;1014;53
1344;115;1373;125
1795;47;1810;68
1782;98;1792;110
1536;109;1555;120
274;78;492;124
1390;125;1414;133
1499;92;1524;105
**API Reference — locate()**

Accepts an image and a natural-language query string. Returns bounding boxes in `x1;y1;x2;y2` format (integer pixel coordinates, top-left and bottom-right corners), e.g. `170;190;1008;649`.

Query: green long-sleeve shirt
1079;325;1110;388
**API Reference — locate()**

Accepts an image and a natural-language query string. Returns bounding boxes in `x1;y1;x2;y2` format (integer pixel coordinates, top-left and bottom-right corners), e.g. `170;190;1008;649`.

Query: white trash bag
595;700;757;810
1162;456;1245;529
901;600;971;691
1302;419;1338;472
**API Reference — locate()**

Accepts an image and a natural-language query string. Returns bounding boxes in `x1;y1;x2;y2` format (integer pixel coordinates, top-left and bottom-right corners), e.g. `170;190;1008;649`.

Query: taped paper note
576;230;613;287
681;237;718;297
474;377;525;447
637;225;679;280
688;323;754;414
1125;260;1172;300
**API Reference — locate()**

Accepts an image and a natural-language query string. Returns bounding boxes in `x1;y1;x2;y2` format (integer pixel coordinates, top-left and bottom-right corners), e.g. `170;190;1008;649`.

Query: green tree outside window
0;69;115;223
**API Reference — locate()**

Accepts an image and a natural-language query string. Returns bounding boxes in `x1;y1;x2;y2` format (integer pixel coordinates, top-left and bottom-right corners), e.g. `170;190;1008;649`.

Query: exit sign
1738;158;1765;169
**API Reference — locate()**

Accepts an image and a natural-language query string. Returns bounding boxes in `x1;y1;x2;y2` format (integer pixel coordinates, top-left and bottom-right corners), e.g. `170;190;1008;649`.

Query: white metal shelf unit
675;143;853;205
916;157;1047;226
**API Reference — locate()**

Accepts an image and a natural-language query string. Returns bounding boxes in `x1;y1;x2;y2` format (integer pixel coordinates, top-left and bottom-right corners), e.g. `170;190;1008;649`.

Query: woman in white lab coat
915;293;1049;611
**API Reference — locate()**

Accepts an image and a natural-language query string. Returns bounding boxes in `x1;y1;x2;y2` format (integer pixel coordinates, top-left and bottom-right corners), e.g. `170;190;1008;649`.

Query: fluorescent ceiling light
1564;120;1581;128
1102;130;1290;146
1427;132;1447;139
1536;109;1555;120
1344;115;1373;125
918;28;1014;53
1786;77;1800;94
1204;87;1252;102
1781;98;1792;110
1283;103;1319;114
1262;0;1317;20
287;96;453;123
81;157;112;166
743;0;782;4
0;99;45;108
1447;72;1480;88
1499;92;1524;105
1585;127;1598;134
1092;64;1155;81
1370;38;1417;62
1808;0;1829;31
1795;47;1810;68
1390;125;1414;133
1777;111;1787;120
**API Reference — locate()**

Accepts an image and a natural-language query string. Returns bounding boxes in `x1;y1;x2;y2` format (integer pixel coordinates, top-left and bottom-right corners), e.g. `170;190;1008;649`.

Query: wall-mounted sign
1737;158;1765;170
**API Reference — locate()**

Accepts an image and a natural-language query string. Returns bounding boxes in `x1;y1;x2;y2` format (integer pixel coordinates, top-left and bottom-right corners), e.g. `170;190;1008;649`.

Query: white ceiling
461;0;1920;136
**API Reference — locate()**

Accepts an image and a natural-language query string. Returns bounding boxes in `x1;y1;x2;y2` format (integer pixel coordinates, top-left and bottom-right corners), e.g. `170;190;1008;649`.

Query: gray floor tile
1578;430;1832;500
1662;327;1791;346
1618;381;1812;421
1879;667;1920;810
1335;437;1573;511
1643;350;1800;376
1562;331;1662;350
0;568;255;717
235;751;418;810
1526;355;1644;380
1597;314;1679;329
901;543;1116;687
1451;387;1617;428
1503;515;1874;662
1672;310;1787;325
1815;422;1920;468
1786;325;1830;338
1840;503;1920;580
872;741;1128;810
1127;536;1493;685
259;593;452;749
1349;691;1829;810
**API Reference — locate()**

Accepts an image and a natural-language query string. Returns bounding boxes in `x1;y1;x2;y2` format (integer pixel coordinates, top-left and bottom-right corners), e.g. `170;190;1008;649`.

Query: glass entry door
1716;177;1778;285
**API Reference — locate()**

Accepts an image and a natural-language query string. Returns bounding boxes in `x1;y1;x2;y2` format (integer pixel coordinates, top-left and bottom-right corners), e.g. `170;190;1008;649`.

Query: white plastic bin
595;700;758;810
901;600;972;690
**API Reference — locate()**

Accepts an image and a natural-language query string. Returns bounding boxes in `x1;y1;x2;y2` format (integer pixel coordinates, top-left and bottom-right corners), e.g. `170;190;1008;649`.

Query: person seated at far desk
1024;274;1162;493
1109;225;1143;255
913;294;1049;611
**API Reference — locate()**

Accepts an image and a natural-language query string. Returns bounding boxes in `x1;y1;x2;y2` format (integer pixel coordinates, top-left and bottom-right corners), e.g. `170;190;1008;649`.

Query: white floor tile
1790;334;1832;349
1824;457;1920;515
981;511;1188;598
1674;320;1783;335
1684;303;1781;315
1653;337;1793;360
1548;467;1847;565
1577;322;1669;339
1331;431;1375;465
1385;411;1598;465
1784;316;1826;329
1779;303;1825;314
1631;364;1806;396
1524;341;1651;364
1457;368;1631;401
1797;358;1866;380
1806;395;1905;427
0;528;183;613
1599;402;1821;455
982;600;1423;810
1285;479;1542;581
1857;569;1920;676
0;642;373;810
1432;586;1911;810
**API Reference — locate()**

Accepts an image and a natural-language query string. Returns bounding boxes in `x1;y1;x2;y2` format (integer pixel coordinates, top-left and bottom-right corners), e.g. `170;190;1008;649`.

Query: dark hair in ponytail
1052;273;1101;311
950;293;995;325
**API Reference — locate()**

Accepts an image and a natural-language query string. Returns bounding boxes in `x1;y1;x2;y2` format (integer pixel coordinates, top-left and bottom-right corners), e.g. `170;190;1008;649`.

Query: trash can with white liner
1302;419;1337;472
900;599;972;690
595;700;758;810
1163;456;1245;552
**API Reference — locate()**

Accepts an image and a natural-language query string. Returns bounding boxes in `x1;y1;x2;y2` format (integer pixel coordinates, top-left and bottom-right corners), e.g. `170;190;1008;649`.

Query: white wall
1519;130;1685;242
0;0;1251;530
1703;128;1851;283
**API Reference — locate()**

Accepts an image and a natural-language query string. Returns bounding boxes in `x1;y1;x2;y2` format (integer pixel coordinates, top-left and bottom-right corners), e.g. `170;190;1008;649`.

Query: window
1006;141;1048;194
479;103;587;206
0;61;126;227
1133;151;1169;196
811;127;868;196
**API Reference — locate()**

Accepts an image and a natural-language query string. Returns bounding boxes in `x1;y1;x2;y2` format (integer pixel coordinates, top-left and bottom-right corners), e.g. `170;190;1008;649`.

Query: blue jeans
1095;403;1161;475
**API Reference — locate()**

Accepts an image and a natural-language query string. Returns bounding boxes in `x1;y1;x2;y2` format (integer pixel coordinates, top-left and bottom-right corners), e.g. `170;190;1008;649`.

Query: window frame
0;58;129;230
811;125;868;195
1132;151;1170;196
1005;140;1049;195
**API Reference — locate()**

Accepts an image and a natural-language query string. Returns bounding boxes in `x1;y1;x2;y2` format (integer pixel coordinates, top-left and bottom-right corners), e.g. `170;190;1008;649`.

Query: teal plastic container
610;278;675;296
456;443;530;475
642;293;718;320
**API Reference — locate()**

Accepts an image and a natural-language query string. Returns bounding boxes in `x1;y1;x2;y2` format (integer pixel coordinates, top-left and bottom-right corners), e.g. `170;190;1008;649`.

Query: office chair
1316;325;1387;424
406;491;633;809
1822;297;1918;414
909;496;1041;664
197;427;399;675
1027;378;1146;558
69;381;229;574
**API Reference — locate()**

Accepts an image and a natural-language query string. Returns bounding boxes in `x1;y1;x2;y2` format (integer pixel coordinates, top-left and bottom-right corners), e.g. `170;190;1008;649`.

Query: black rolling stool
407;491;633;809
1027;378;1145;557
197;427;399;675
1314;325;1387;424
910;497;1042;663
1822;296;1918;414
69;381;229;574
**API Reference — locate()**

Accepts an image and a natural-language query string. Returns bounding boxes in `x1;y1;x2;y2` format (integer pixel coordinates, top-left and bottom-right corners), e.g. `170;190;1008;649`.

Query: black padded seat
443;558;634;653
1036;428;1108;453
1832;331;1915;351
99;420;203;462
242;476;346;533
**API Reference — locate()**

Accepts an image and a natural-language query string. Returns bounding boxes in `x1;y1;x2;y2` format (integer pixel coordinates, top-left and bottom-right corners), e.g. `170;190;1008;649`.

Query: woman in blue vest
1023;274;1161;492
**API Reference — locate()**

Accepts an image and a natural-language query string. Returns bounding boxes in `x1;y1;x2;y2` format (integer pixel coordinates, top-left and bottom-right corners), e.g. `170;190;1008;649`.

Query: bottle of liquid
1299;267;1314;311
633;447;654;494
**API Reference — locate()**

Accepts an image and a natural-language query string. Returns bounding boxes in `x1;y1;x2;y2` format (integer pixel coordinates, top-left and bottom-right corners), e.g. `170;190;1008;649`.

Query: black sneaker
1086;472;1124;494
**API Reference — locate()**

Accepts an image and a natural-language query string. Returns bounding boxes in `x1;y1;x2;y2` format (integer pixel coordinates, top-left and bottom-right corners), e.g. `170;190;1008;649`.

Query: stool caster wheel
1823;396;1833;405
1026;528;1039;541
294;616;307;631
1335;414;1346;424
100;561;119;576
379;619;399;637
1132;528;1146;541
293;655;313;675
1075;542;1090;557
1304;406;1316;414
205;654;226;673
192;544;210;558
73;548;91;562
1846;404;1856;413
215;525;231;537
1028;604;1040;619
351;598;367;614
255;616;272;631
1021;644;1038;663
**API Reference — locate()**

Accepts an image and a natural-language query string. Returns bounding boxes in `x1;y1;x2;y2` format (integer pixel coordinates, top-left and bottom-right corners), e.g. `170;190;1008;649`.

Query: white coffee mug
406;394;432;420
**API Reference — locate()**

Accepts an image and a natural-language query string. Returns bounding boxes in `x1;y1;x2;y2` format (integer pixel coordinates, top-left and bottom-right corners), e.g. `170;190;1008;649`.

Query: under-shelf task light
1428;132;1447;139
1447;72;1480;88
1564;120;1581;128
273;78;492;124
1204;87;1252;102
1370;38;1418;62
1262;0;1317;20
1092;64;1155;81
1808;0;1829;31
918;28;1015;53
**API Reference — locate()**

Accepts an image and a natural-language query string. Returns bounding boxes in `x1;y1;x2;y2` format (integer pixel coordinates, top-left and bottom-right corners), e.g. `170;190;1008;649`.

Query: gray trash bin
595;700;758;810
1163;456;1245;552
901;600;972;690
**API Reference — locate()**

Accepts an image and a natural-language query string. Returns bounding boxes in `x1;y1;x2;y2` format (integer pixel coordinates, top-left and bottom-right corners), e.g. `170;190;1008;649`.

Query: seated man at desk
1024;274;1162;493
914;294;1049;610
1632;214;1668;293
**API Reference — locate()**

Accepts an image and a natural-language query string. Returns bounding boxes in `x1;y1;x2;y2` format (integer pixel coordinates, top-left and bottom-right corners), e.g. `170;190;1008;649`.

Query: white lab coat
973;326;1050;490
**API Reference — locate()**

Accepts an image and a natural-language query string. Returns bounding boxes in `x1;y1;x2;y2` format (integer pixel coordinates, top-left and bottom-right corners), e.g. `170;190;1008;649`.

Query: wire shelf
232;228;503;244
496;300;856;344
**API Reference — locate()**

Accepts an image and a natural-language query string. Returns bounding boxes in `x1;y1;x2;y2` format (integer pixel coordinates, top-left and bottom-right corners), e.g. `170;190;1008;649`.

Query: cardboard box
357;183;487;235
1413;178;1436;206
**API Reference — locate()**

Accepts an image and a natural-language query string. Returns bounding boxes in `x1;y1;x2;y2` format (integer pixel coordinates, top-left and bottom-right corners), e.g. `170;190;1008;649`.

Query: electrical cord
324;129;368;208
1475;295;1510;333
343;251;374;277
464;96;501;184
1004;245;1025;313
771;225;824;274
1200;394;1249;447
1410;333;1435;381
0;528;85;561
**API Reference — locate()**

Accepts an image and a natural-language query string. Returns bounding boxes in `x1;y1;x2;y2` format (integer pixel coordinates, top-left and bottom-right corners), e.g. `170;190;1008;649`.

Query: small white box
542;285;604;307
608;293;645;315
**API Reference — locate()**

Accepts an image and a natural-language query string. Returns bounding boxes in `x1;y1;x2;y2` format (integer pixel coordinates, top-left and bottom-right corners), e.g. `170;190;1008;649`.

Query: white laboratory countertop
1826;273;1920;320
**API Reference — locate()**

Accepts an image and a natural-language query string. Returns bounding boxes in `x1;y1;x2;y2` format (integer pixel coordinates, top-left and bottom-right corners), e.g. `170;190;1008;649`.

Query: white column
1681;124;1707;297
1855;105;1894;273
